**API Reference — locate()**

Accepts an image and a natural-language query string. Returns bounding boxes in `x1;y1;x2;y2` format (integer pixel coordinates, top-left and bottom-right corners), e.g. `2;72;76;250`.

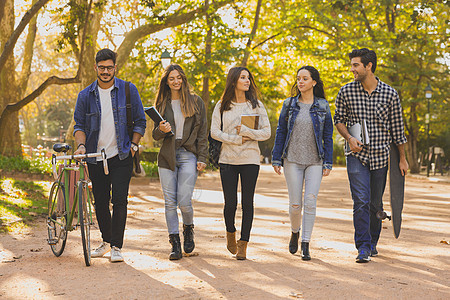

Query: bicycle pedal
47;238;58;245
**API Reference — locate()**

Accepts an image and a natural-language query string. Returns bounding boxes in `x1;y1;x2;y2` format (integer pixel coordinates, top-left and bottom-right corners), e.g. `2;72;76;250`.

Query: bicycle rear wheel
78;181;91;266
47;181;68;257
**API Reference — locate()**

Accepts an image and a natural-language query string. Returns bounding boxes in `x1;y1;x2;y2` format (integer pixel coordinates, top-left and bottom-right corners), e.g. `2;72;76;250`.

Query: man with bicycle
73;48;146;262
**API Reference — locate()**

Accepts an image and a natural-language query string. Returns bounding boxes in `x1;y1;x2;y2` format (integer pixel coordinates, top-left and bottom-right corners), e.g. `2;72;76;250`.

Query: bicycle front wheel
47;181;68;257
78;181;91;266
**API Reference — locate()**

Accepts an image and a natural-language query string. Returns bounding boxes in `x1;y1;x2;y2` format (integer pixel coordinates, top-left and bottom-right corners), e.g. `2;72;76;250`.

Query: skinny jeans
219;163;259;242
158;148;198;234
283;160;323;242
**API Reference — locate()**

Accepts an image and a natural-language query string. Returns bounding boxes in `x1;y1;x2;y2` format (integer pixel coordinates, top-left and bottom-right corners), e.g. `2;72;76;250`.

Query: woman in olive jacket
152;64;208;260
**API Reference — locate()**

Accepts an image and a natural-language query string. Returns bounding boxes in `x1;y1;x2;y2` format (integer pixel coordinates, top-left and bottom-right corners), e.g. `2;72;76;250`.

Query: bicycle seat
53;143;72;153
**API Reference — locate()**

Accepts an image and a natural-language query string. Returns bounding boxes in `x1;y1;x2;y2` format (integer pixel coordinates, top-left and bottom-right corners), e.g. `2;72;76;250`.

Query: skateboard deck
389;143;405;238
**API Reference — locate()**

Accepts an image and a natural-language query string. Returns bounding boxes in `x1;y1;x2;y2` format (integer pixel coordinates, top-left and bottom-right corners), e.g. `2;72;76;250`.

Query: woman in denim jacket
272;66;333;260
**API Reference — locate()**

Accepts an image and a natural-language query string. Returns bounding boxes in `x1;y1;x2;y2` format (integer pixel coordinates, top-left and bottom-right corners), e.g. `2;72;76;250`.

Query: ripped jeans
283;160;323;242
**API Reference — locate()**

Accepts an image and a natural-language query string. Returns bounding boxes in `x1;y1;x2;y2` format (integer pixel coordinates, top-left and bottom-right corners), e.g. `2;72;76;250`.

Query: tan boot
226;231;237;254
236;240;248;260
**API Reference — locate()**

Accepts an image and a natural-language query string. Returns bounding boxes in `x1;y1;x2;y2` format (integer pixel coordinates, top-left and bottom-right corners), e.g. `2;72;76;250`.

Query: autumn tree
0;0;234;157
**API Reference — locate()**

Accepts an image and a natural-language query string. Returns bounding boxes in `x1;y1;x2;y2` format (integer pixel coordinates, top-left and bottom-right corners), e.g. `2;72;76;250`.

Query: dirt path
1;167;449;299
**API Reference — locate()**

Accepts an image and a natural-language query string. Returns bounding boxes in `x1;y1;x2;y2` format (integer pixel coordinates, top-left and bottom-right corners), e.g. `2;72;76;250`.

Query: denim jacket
271;95;333;169
73;78;146;164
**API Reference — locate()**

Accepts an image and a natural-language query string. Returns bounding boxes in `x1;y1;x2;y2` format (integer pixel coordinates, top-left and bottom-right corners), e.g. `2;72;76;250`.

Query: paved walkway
0;167;449;299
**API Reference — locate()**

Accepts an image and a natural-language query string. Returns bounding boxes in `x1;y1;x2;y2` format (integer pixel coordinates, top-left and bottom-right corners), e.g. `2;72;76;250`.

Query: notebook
345;120;370;154
144;106;174;136
240;114;260;129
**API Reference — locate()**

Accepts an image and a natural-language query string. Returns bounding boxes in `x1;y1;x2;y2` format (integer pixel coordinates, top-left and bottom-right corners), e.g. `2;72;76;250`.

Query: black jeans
219;163;260;242
87;153;133;248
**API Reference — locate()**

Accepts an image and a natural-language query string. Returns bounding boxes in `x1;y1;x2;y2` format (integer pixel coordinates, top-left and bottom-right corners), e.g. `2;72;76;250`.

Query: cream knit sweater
210;100;271;165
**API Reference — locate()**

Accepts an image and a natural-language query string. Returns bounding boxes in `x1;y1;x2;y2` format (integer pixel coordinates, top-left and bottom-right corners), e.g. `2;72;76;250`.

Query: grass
0;178;51;233
0;155;52;175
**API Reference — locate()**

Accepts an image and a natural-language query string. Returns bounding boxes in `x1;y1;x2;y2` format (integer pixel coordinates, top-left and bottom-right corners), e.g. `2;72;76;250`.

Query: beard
97;71;115;84
354;71;367;82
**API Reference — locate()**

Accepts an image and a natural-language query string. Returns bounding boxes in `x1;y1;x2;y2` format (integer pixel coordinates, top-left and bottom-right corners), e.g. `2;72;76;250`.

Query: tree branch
0;75;80;131
0;0;50;73
358;0;377;42
241;0;262;67
18;0;39;94
252;25;337;50
116;0;233;69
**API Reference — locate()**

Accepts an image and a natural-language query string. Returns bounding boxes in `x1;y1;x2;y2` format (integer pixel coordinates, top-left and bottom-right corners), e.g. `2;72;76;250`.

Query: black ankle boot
183;224;195;254
301;242;311;260
289;232;299;254
169;234;182;260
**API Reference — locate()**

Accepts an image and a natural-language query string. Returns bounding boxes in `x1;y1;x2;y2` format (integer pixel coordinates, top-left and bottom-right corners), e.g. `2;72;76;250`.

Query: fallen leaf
1;260;15;263
440;240;449;245
289;292;303;298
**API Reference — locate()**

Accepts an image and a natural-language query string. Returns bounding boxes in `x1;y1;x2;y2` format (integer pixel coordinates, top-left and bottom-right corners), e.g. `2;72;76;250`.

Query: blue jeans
283;160;323;242
346;155;387;251
159;148;198;234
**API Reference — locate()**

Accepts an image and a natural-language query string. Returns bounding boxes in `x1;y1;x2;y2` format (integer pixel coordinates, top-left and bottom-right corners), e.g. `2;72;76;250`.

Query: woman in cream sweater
210;66;271;260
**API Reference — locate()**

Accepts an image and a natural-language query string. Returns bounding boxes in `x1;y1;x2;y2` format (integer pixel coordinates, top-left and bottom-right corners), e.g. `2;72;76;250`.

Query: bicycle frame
51;150;108;231
48;146;108;265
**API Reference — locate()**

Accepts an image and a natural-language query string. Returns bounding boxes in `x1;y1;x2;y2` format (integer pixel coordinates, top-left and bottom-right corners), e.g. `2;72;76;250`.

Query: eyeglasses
97;65;115;72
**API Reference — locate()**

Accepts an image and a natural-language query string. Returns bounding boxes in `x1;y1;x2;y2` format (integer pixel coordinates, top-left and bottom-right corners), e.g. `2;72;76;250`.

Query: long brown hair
155;64;198;117
290;66;326;99
220;66;260;113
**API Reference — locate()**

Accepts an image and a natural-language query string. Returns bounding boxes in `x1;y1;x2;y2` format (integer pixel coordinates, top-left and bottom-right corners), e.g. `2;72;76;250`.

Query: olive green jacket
152;96;208;171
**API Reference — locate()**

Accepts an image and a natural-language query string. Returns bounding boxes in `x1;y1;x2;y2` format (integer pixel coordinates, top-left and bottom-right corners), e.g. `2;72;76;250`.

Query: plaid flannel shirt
334;78;407;170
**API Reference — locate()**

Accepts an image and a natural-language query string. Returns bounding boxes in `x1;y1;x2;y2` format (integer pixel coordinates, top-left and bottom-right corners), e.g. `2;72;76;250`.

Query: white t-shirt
171;100;185;139
97;86;118;160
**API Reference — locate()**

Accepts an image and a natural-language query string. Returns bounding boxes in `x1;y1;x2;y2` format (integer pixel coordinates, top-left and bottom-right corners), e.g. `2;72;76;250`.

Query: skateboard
388;143;405;238
376;143;405;238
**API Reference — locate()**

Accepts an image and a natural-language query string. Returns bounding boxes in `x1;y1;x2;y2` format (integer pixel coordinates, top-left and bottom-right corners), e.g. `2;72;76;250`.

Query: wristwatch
131;142;139;152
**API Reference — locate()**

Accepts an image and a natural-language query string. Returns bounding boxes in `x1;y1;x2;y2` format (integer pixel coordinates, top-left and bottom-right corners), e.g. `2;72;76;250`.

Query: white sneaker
91;242;110;258
110;246;124;262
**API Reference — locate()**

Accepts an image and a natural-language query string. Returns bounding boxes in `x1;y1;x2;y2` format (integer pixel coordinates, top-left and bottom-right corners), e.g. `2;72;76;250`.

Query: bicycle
46;143;108;266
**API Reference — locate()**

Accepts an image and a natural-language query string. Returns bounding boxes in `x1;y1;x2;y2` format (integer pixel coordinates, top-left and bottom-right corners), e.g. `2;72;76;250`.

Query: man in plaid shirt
334;48;409;263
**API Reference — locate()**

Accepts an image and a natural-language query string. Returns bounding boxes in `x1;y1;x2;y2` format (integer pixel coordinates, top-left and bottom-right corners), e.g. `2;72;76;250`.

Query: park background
0;2;449;299
0;0;448;175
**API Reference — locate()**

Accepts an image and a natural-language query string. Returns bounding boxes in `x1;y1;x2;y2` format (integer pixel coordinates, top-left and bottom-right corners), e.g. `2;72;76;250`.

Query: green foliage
54;0;107;52
0;155;31;172
141;161;159;177
0;155;52;175
333;137;346;167
0;178;49;233
140;148;160;162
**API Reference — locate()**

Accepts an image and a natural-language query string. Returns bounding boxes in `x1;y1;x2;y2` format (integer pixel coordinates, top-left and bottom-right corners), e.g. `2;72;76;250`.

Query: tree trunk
65;2;104;143
0;0;20;157
241;0;262;67
201;0;212;114
406;103;420;173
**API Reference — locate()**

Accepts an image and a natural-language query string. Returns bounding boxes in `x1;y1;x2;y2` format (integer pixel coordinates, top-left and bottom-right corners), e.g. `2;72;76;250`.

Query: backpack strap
289;96;296;109
125;81;142;174
125;81;133;139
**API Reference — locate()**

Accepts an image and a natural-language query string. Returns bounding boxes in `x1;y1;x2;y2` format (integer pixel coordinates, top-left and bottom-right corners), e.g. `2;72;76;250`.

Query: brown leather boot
226;231;237;254
236;240;248;260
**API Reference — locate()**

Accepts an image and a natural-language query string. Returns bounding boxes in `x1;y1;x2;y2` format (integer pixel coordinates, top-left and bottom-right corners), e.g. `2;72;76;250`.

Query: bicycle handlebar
51;149;109;177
